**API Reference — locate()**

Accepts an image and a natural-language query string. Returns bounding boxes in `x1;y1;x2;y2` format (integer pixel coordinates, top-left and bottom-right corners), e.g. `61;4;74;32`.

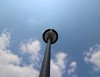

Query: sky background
0;0;100;77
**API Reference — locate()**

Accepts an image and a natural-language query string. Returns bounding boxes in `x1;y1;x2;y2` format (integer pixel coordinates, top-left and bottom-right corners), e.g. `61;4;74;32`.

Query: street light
39;29;58;77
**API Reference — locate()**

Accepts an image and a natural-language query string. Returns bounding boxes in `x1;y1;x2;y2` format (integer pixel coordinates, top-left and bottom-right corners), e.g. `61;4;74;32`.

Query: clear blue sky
0;0;100;77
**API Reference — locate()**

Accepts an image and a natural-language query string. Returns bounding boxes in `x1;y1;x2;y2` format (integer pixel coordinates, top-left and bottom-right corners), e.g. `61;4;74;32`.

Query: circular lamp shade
43;29;58;44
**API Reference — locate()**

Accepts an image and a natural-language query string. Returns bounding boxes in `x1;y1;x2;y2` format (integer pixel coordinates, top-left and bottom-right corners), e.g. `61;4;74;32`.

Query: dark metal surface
39;38;51;77
43;29;58;44
39;29;58;77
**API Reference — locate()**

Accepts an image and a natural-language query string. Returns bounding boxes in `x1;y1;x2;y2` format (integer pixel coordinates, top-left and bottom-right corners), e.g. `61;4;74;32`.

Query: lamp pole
39;29;58;77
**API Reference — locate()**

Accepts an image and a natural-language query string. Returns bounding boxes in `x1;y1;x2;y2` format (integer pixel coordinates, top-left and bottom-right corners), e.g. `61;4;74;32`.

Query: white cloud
0;31;10;50
0;32;39;77
55;52;68;69
0;64;39;77
20;39;41;65
20;39;41;54
84;45;100;71
0;49;20;65
68;61;77;75
0;32;20;65
51;52;67;77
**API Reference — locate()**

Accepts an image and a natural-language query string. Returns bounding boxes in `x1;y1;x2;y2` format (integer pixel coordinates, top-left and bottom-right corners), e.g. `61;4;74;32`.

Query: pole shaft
39;38;51;77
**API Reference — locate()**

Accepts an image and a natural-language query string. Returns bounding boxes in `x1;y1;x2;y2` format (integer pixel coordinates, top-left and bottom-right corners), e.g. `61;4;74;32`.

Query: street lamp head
43;29;58;44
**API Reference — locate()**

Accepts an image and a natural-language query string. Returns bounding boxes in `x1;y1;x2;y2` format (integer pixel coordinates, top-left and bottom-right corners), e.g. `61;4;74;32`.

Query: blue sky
0;0;100;77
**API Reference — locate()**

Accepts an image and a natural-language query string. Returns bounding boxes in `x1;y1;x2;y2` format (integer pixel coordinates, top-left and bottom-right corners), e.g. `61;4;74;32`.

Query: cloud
84;45;100;71
55;52;68;69
0;31;39;77
0;64;39;77
20;39;41;54
20;39;41;64
0;31;10;50
51;52;67;77
68;61;77;75
0;31;20;65
0;49;20;65
0;31;68;77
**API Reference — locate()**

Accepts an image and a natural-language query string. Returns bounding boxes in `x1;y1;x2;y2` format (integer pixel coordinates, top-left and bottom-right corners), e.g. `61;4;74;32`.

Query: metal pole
39;29;58;77
39;38;51;77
